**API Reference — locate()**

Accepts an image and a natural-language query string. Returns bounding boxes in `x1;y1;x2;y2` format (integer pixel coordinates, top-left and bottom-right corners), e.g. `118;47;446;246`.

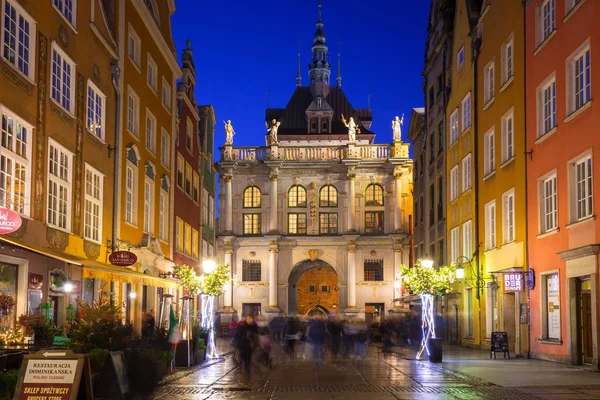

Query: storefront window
0;263;18;324
544;272;560;340
82;278;95;305
28;273;44;315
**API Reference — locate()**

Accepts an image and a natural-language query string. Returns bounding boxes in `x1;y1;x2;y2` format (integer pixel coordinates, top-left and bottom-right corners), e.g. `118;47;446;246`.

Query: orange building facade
526;0;599;369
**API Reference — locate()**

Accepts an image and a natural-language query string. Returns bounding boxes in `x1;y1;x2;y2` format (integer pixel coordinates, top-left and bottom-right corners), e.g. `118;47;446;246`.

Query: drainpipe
472;30;482;347
111;62;121;253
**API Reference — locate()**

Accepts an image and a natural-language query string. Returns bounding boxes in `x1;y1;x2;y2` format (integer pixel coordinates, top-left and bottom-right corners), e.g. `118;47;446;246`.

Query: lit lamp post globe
202;259;217;274
455;264;465;280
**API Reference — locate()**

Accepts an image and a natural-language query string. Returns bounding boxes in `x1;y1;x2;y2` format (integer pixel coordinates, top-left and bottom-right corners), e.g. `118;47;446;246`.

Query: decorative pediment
145;161;156;180
126;144;141;166
161;174;170;192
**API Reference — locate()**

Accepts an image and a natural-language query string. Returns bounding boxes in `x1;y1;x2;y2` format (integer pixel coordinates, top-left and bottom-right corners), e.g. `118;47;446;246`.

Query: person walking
238;315;258;373
283;316;298;357
308;315;326;363
326;316;342;357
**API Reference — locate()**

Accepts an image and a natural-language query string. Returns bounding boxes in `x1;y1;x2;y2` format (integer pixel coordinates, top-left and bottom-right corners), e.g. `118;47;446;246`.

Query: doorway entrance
288;259;339;316
502;293;516;353
365;303;384;324
242;303;261;318
445;294;460;344
579;279;592;364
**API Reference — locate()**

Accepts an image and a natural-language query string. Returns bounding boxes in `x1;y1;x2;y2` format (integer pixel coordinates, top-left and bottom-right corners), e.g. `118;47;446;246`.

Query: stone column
223;248;233;309
224;175;233;233
345;238;358;311
269;173;278;233
347;172;356;232
266;238;280;313
394;171;403;232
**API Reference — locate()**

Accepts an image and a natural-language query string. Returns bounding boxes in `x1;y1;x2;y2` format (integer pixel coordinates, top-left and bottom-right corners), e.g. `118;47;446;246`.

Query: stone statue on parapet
392;114;404;142
223;120;235;145
266;119;281;145
342;114;357;142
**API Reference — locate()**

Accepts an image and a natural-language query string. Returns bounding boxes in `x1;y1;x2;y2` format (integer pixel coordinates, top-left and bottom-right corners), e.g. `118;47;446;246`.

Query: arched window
310;118;318;133
319;185;338;207
243;186;261;208
288;185;307;208
321;118;329;133
365;184;384;206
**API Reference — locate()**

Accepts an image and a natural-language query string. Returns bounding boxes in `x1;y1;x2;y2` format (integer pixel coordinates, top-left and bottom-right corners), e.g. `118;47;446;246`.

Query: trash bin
429;338;443;363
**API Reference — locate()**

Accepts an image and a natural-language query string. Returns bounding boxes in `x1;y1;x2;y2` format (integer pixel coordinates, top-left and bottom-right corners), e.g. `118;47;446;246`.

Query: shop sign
109;251;138;267
0;207;22;234
28;273;43;290
503;272;523;292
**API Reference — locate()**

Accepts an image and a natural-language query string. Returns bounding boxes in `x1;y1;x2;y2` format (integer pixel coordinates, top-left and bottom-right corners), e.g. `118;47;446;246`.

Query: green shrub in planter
88;348;109;374
127;348;172;393
0;369;18;399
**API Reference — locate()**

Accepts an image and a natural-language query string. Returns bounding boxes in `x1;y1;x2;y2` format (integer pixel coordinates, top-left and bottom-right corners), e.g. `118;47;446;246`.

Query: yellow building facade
445;0;484;348
475;1;528;356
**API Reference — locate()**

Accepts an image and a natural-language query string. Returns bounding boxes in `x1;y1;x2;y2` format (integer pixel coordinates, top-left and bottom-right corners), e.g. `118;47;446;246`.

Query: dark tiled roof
265;86;374;136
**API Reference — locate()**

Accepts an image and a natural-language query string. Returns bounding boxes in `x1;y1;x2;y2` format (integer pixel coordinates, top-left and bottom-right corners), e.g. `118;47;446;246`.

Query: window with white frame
457;45;464;69
127;25;141;67
449;109;459;145
2;0;36;80
484;128;495;176
147;54;157;91
537;75;556;137
125;164;136;224
161;77;171;110
86;80;105;141
462;220;472;259
175;218;183;251
466;288;474;337
202;187;208;225
192;229;199;258
541;272;560;340
573;154;593;221
540;172;557;233
160;129;169;167
537;0;555;45
186;118;193;151
461;93;471;131
450;165;459;201
450;227;459;263
566;0;582;13
502;108;514;162
485;200;496;250
568;42;591;114
484;61;495;104
209;195;215;229
83;165;103;243
52;0;75;26
192;172;199;202
0;106;32;216
47;140;72;231
159;189;168;241
501;36;514;84
51;43;75;114
143;178;154;233
145;110;156;153
462;154;472;192
503;188;515;244
126;88;139;136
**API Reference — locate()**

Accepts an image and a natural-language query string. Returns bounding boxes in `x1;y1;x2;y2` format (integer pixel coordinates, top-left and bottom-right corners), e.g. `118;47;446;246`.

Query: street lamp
202;259;217;274
454;255;483;300
421;255;434;269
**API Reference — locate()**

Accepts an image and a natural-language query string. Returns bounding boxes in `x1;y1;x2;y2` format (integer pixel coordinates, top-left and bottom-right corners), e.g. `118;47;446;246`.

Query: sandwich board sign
13;350;92;400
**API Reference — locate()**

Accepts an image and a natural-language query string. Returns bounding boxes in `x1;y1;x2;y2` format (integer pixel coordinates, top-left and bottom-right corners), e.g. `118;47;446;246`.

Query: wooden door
446;295;459;344
502;293;516;353
581;292;593;364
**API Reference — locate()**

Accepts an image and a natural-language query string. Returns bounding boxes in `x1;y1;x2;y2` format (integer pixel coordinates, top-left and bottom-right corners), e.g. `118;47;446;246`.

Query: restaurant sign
109;251;138;267
503;272;523;292
0;207;22;234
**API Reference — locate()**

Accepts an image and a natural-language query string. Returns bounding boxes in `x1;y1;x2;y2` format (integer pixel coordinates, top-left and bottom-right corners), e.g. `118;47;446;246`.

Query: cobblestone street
146;344;600;400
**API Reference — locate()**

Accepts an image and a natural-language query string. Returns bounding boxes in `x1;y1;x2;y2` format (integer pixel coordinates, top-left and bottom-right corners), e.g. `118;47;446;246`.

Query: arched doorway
288;259;339;315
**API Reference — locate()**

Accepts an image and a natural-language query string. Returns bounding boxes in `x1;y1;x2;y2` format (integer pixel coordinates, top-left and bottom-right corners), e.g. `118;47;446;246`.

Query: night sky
171;0;430;150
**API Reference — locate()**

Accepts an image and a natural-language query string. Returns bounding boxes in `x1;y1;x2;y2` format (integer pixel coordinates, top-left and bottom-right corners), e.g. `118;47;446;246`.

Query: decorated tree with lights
401;259;455;360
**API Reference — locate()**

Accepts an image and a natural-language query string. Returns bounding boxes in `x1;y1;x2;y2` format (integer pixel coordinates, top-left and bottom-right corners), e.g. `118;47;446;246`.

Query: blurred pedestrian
308;315;326;362
238;315;258;372
326;316;342;357
283;316;298;357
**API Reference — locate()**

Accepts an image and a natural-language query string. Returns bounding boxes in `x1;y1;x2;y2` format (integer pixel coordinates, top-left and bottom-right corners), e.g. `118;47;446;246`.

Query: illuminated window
365;184;384;206
288;185;307;207
319;185;338;207
243;186;261;208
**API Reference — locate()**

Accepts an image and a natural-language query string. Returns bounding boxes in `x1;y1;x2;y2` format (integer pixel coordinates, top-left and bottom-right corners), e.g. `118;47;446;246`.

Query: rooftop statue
266;119;281;145
223;120;235;145
392;114;404;142
342;114;357;143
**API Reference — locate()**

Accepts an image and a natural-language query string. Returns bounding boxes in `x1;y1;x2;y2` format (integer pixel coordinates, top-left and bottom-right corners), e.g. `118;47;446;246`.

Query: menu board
547;273;560;339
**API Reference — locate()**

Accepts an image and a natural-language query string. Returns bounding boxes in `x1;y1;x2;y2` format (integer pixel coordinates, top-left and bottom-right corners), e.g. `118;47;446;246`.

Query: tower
308;2;330;98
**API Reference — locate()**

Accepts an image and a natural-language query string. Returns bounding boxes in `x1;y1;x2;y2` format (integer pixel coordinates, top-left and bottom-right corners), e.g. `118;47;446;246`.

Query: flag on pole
167;305;180;352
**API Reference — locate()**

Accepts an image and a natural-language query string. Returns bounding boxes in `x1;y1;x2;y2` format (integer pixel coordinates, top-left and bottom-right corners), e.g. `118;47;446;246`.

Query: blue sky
171;0;430;149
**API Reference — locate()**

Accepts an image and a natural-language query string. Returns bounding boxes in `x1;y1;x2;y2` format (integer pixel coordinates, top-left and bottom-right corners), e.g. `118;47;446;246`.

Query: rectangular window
159;190;168;241
176;217;183;252
566;0;582;13
502;36;514;84
160;129;170;168
569;45;591;113
364;259;383;281
192;229;199;258
438;239;445;266
0;107;32;216
466;288;474;337
202;240;208;259
125;165;135;224
457;45;464;69
192;172;199;202
47;140;72;231
83;165;103;243
450;165;458;201
288;213;307;235
185;163;192;196
542;272;560;340
184;223;191;255
485;200;496;250
503;189;515;243
147;54;157;91
484;61;495;104
52;0;75;26
186;118;193;151
51;44;75;114
2;0;36;79
450;227;459;265
540;173;557;232
243;213;261;235
539;77;557;136
575;155;593;220
540;0;555;43
461;154;472;192
365;211;384;234
462;220;472;259
429;133;435;160
502;109;514;162
437;175;443;220
319;212;338;234
162;77;171;110
177;154;184;188
485;128;495;176
145;110;156;153
127;26;141;67
449;109;459;145
127;89;139;136
242;260;261;282
202;187;208;225
461;93;471;131
437;121;444;153
208;195;215;229
429;183;435;226
144;179;153;233
86;80;105;141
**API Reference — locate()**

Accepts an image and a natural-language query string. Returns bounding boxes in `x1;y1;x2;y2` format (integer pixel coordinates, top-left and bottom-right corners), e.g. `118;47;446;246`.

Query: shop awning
0;237;178;290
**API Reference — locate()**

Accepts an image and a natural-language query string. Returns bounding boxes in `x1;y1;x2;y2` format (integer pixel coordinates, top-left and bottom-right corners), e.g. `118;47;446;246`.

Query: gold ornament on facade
307;249;318;261
249;251;256;257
